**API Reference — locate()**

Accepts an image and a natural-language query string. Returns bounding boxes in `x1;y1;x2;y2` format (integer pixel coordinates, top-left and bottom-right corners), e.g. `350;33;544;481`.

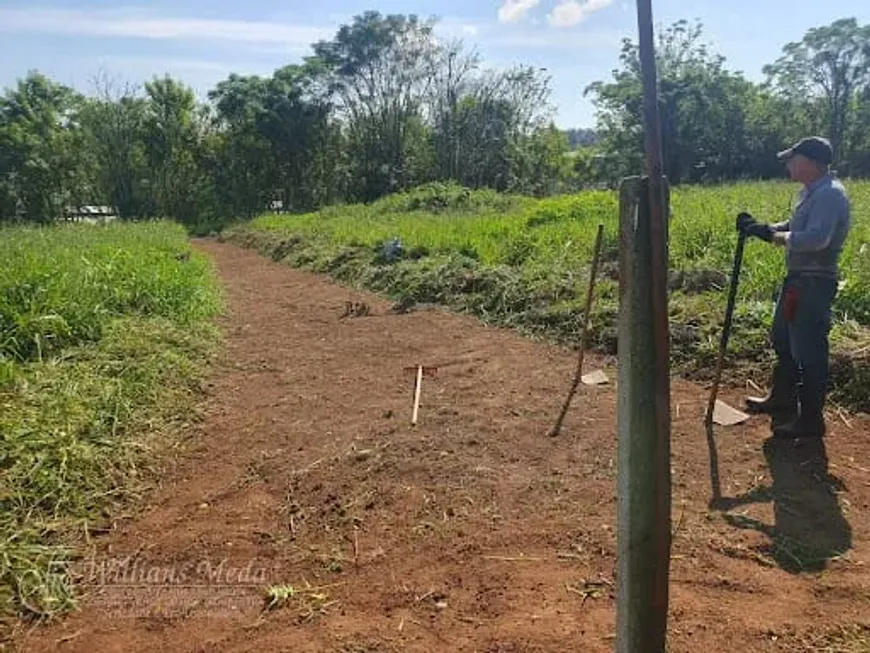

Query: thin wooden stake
412;365;423;426
548;223;606;437
404;365;438;426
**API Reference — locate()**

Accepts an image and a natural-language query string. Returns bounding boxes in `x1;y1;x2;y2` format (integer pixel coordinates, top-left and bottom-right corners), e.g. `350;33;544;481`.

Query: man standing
738;136;851;439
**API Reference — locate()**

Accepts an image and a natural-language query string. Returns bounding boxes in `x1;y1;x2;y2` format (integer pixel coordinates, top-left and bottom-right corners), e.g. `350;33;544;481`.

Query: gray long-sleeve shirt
772;174;851;278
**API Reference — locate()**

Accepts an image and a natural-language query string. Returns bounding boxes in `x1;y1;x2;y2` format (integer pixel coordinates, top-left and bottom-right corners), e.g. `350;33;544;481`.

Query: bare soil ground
13;240;870;652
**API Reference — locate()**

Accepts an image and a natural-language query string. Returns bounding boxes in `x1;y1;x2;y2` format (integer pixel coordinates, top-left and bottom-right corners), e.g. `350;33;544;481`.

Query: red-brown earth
13;240;870;652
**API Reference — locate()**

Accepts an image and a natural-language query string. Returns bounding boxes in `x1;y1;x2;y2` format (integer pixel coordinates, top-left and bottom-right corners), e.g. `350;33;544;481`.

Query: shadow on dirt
709;434;852;574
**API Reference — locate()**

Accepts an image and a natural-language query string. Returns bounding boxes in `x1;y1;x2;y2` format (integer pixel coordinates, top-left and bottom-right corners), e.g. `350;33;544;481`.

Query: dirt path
14;240;870;652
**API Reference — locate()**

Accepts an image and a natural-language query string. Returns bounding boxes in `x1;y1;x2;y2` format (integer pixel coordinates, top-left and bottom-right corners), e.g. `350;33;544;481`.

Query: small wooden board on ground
712;399;750;426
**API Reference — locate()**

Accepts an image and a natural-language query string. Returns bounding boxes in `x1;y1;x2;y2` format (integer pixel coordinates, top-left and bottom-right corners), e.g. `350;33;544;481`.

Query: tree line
584;18;870;185
1;13;869;227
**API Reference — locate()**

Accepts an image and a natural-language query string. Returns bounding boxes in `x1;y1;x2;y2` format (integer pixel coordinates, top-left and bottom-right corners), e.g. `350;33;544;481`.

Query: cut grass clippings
0;221;220;634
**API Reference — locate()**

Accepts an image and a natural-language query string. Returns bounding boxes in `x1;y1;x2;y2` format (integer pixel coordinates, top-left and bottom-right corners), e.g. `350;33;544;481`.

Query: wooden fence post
616;174;671;653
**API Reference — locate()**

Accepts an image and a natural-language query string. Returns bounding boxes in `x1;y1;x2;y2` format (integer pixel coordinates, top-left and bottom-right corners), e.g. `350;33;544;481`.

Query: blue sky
1;1;868;127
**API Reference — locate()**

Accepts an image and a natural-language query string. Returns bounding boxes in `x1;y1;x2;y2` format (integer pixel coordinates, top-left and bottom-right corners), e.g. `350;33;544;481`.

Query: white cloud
547;0;615;28
434;18;485;41
492;26;625;50
0;7;332;46
497;0;542;24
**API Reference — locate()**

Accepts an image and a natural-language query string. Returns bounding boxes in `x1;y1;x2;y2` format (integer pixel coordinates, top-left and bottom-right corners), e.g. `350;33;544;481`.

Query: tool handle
572;223;605;386
583;225;606;332
548;224;605;437
705;231;747;424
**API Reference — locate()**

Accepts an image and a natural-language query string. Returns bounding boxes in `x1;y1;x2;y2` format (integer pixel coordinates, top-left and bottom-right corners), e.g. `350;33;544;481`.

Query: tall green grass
232;180;870;409
0;221;220;628
1;221;218;363
251;180;869;314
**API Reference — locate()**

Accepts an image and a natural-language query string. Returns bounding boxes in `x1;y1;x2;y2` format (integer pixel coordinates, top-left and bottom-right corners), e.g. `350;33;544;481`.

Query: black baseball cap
777;136;834;166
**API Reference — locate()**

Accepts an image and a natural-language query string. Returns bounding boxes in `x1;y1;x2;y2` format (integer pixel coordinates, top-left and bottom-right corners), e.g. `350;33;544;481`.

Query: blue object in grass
382;237;403;262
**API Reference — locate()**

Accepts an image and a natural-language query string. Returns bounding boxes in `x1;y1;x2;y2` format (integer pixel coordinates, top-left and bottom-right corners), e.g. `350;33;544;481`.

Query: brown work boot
746;362;798;417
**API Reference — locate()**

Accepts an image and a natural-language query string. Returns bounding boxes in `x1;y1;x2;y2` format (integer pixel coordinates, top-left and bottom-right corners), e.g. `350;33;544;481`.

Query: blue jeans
771;274;838;395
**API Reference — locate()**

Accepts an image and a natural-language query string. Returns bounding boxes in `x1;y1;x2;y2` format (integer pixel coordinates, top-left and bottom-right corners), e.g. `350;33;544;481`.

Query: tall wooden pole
616;1;672;651
636;0;670;393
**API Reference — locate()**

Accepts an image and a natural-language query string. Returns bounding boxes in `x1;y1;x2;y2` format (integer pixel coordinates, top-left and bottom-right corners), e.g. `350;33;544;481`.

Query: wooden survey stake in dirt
404;365;438;425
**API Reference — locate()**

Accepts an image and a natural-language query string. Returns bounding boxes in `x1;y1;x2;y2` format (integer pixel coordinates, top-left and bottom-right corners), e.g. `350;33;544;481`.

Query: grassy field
226;180;870;410
0;221;220;626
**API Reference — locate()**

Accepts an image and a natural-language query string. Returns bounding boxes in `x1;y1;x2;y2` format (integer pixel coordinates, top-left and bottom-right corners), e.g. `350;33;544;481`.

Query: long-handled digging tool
705;228;750;505
705;229;751;428
548;223;606;438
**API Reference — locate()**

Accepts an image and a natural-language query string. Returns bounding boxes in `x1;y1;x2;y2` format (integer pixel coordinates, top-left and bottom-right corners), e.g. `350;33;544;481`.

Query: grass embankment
225;181;870;411
0;221;220;628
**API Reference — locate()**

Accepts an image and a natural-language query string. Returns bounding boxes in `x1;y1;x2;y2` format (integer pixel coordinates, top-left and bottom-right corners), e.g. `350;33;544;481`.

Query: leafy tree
848;85;870;175
763;18;870;168
208;73;275;218
586;19;770;185
260;62;340;212
4;14;870;228
429;40;481;182
80;73;150;218
313;11;440;200
565;128;599;149
508;123;574;196
0;72;95;223
142;75;206;223
431;63;558;191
